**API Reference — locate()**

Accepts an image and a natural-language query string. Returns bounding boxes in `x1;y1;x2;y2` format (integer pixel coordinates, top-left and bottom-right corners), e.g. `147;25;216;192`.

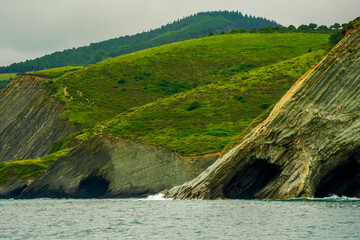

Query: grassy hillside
100;50;325;155
0;149;71;185
0;73;16;89
30;66;82;79
0;11;279;73
0;32;330;183
46;33;329;127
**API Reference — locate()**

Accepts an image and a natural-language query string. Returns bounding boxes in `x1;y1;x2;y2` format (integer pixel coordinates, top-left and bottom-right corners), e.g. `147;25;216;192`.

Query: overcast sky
1;0;359;66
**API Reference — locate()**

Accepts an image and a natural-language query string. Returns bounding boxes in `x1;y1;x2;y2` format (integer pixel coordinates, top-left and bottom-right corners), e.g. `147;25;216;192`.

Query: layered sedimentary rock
164;25;360;199
0;74;217;198
19;135;217;198
0;75;76;162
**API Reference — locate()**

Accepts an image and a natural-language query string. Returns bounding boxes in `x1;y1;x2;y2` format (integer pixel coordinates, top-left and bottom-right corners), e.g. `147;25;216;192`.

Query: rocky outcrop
0;74;217;199
0;75;76;162
19;135;217;198
0;178;29;199
0;75;45;132
164;26;360;199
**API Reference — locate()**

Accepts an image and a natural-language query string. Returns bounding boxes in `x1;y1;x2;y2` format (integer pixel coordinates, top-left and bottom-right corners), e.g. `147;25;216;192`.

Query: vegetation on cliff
0;31;331;190
163;23;360;199
0;73;16;90
0;149;72;185
102;51;325;155
45;33;329;128
1;15;359;199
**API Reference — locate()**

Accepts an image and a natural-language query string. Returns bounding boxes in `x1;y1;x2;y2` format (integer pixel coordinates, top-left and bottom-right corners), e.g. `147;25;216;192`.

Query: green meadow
0;73;16;89
43;33;329;128
102;50;325;155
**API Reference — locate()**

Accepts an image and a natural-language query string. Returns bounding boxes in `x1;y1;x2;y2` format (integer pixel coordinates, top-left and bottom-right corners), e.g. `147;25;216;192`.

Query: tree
261;25;275;33
287;25;296;31
317;25;328;31
308;23;318;30
230;29;246;34
89;49;108;64
298;24;310;31
331;23;341;29
249;27;257;33
328;31;342;48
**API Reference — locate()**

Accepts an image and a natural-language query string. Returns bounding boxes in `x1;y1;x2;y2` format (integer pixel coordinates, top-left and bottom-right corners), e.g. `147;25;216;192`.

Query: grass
99;50;326;155
0;73;17;81
46;33;329;127
30;66;83;79
0;149;72;185
0;73;16;89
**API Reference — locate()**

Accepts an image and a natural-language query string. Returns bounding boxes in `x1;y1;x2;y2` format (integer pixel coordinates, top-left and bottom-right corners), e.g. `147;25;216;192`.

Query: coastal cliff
0;73;217;198
19;135;217;198
0;75;76;162
164;23;360;199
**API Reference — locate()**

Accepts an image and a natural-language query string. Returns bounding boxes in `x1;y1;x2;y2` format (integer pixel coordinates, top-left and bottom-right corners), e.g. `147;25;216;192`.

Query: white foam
323;194;360;201
145;193;173;200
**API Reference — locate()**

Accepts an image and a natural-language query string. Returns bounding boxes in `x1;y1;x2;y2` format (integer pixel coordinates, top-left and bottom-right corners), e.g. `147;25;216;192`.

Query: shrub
328;30;342;48
260;103;271;109
234;95;246;103
187;101;200;111
117;79;126;84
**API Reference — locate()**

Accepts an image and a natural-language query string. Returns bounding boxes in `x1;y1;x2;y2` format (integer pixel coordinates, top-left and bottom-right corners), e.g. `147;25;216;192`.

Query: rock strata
20;135;217;198
164;25;360;199
0;75;76;162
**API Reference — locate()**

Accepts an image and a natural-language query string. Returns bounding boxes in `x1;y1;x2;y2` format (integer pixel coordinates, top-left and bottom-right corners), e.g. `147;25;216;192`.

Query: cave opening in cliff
314;159;360;198
77;175;110;198
223;159;281;199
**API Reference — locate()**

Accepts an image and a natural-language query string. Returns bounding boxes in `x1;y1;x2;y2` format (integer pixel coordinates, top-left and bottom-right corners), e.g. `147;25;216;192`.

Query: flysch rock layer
163;26;360;199
0;75;76;162
19;135;217;198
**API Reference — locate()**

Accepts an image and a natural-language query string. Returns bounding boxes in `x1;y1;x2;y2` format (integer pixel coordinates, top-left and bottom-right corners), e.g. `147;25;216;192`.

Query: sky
1;0;359;66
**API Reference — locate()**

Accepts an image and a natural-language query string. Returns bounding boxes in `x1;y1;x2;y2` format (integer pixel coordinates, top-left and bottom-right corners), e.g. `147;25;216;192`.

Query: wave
144;193;174;201
269;195;360;202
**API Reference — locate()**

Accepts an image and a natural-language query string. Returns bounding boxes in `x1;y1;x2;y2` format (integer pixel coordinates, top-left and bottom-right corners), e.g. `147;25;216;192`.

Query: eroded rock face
0;75;76;162
164;27;360;199
19;135;217;198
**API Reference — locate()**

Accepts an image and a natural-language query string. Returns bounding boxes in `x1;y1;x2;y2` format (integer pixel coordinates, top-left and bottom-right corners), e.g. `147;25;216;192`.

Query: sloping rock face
164;26;360;199
20;135;217;198
0;75;76;162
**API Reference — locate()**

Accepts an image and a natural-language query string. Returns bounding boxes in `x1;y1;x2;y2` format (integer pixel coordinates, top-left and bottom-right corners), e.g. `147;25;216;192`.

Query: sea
0;194;359;240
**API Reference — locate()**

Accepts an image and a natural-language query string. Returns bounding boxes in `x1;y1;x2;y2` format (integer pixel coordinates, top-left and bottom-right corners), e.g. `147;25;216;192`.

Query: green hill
100;50;326;155
0;11;279;73
41;33;329;128
0;31;331;188
30;32;331;157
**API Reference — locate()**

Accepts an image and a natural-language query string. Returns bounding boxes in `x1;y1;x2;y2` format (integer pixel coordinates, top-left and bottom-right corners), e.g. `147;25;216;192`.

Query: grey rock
164;27;360;199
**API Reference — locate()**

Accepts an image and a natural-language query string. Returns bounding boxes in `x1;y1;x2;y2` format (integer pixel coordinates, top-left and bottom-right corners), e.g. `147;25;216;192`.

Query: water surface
0;196;359;239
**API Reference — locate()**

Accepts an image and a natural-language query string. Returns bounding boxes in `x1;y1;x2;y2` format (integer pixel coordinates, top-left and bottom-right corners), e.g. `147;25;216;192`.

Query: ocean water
0;195;359;239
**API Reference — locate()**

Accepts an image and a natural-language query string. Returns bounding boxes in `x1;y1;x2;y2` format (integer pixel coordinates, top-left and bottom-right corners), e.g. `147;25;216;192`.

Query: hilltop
0;11;279;73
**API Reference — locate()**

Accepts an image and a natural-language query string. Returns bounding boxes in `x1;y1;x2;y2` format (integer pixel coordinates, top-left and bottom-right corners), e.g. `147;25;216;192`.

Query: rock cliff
19;135;217;198
164;24;360;199
0;75;217;198
0;75;76;162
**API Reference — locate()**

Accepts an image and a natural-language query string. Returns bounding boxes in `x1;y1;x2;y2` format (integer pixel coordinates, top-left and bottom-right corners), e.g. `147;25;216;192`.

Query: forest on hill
0;11;279;73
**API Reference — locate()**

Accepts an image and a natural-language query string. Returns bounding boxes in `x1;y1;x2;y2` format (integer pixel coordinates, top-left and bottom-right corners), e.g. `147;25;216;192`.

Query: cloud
1;0;359;66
